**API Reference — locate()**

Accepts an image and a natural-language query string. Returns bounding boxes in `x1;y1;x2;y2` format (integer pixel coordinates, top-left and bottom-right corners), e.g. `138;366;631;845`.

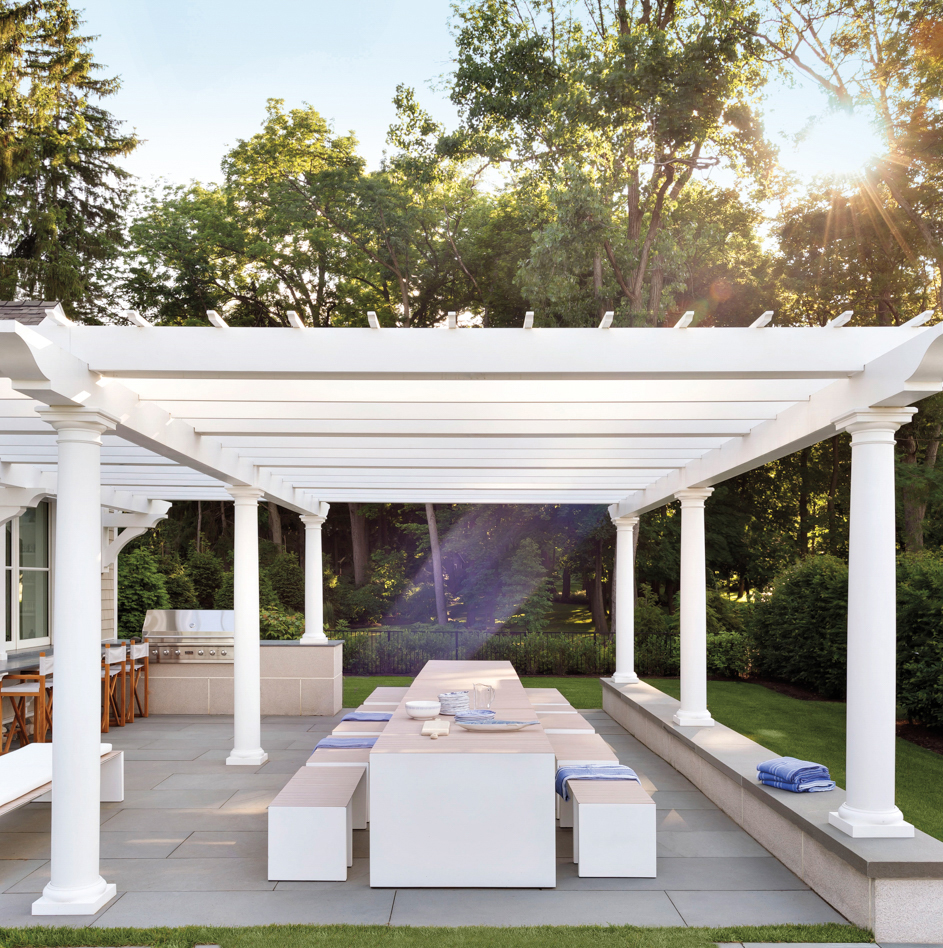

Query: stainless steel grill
143;610;235;663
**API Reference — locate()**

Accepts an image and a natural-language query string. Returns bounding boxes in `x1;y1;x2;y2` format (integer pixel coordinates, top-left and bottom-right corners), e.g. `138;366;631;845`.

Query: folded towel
342;712;392;722
759;774;836;793
757;756;830;783
314;736;378;750
555;764;640;802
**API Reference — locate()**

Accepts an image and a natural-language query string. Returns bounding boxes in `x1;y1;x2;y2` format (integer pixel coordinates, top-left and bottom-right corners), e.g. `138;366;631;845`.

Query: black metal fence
331;627;681;677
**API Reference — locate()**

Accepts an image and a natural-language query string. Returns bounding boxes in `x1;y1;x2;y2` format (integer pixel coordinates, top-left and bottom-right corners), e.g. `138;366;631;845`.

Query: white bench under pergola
0;303;939;914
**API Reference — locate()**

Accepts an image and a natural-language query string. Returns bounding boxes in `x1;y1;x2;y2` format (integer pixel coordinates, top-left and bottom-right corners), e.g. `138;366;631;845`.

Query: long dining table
369;660;557;888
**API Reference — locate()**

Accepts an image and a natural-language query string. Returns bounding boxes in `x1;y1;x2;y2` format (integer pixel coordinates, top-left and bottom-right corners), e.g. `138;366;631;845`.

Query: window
4;502;51;650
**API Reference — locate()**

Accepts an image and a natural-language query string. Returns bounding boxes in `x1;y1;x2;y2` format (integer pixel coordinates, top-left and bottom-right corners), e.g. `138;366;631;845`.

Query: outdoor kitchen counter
148;640;343;716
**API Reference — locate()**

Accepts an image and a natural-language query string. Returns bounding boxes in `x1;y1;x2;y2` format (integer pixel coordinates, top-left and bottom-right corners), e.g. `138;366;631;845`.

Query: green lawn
0;923;870;948
343;675;603;709
645;678;943;842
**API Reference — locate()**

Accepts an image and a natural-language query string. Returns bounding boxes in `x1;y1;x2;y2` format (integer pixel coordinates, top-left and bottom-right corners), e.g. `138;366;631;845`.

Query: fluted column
611;514;640;684
33;408;117;915
829;409;915;838
673;488;714;728
300;504;330;643
226;486;268;766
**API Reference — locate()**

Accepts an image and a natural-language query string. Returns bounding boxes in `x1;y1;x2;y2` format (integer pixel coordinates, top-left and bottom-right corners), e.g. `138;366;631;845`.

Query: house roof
0;301;64;325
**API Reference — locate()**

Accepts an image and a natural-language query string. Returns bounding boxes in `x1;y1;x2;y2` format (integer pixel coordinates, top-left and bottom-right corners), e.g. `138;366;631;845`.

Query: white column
611;514;640;683
300;504;330;643
33;408;117;915
829;408;916;838
673;488;714;728
226;487;268;766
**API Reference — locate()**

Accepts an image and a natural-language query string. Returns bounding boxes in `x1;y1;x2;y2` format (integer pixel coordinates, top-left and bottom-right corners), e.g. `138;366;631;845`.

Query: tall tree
448;0;772;324
0;0;137;319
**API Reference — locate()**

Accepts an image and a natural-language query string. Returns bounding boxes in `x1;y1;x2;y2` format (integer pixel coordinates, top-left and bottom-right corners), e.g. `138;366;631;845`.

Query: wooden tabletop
271;765;363;807
370;661;554;756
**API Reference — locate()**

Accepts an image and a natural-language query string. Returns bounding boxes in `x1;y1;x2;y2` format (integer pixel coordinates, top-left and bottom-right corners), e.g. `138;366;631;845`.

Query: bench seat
548;733;618;826
306;746;370;827
268;766;364;881
0;743;123;816
524;687;568;706
332;720;387;736
363;687;409;706
538;712;595;734
570;779;656;877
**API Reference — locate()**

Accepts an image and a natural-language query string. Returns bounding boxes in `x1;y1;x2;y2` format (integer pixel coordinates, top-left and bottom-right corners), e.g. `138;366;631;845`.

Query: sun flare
789;110;885;182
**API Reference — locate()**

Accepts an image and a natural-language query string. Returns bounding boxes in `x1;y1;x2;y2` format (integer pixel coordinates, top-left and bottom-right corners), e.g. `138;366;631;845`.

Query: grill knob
209;650;216;656
162;649;169;655
174;649;180;655
198;649;204;656
221;649;227;656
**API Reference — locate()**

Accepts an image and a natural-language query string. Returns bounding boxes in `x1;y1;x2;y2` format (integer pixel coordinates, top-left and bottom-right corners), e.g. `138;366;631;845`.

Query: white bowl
405;700;441;720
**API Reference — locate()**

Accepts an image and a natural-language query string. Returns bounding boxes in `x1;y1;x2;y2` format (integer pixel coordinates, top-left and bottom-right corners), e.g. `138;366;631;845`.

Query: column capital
675;487;714;506
611;514;639;529
37;407;119;437
833;408;917;438
226;486;265;504
300;513;327;528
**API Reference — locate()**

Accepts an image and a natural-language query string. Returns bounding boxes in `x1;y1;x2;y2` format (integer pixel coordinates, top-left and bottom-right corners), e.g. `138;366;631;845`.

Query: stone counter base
601;677;943;944
148;641;342;716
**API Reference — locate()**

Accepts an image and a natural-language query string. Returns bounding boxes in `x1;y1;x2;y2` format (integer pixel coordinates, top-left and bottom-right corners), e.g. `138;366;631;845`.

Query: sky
77;0;843;189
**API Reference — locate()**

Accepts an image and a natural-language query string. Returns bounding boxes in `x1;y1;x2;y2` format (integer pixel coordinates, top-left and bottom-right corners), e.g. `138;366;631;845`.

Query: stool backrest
131;642;149;660
38;652;53;676
103;644;126;664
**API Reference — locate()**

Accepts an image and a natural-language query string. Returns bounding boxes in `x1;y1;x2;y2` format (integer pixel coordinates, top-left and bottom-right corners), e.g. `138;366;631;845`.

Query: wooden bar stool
101;643;127;733
125;639;150;722
1;652;54;752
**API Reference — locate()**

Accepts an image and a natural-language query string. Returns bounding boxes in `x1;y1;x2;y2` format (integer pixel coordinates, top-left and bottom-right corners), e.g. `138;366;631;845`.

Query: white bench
0;743;124;816
268;766;365;881
332;720;387;738
306;746;370;827
570;779;656;877
538;711;595;735
548;733;618;827
363;687;408;706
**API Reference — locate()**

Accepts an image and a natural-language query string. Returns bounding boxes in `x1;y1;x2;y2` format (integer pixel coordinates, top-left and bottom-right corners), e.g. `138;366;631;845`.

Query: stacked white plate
437;690;470;715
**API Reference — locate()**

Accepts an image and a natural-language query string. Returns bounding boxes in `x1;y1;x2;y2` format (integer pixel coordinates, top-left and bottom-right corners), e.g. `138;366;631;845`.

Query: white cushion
1;681;41;695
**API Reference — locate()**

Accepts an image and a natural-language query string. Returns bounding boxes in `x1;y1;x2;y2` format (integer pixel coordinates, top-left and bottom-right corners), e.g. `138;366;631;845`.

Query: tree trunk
425;503;447;625
590;539;609;634
561;566;571;602
348;502;369;586
648;254;664;325
268;501;283;548
196;500;202;553
219;501;228;541
827;436;840;553
901;423;943;551
798;447;811;555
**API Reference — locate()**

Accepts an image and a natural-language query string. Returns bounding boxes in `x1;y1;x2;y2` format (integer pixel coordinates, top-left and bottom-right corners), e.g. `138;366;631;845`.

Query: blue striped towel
315;736;378;750
342;712;392;722
555;764;640;802
757;756;830;783
759;774;836;793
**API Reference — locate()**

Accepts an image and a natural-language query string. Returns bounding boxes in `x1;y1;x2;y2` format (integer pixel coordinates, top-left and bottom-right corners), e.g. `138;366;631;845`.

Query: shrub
750;554;848;698
118;547;170;638
215;570;281;610
706;629;752;678
260;608;305;640
187;550;224;608
897;551;943;726
163;570;199;608
267;552;304;612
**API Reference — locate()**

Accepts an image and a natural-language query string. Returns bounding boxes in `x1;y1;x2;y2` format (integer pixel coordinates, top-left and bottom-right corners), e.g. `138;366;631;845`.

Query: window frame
4;502;52;651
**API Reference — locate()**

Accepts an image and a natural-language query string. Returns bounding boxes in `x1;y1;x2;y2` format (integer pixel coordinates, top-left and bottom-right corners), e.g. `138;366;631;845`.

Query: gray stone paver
0;704;849;928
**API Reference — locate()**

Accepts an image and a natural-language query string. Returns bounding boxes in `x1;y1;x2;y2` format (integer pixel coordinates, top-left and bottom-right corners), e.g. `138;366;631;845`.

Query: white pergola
1;305;941;914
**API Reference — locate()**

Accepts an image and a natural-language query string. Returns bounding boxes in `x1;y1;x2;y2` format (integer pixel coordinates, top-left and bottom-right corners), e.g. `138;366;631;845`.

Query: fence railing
332;627;681;678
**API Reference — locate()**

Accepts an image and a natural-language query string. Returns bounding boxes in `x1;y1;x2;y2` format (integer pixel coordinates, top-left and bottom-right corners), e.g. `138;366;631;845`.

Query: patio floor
0;709;849;928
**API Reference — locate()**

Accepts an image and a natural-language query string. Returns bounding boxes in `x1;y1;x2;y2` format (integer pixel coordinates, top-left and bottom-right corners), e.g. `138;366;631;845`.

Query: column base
611;672;640;684
33;880;117;915
829;805;915;838
300;632;329;643
227;749;269;766
672;710;714;727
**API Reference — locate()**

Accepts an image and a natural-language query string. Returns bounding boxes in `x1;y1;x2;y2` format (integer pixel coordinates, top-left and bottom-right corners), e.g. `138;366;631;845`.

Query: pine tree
187;550;224;608
0;0;138;318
